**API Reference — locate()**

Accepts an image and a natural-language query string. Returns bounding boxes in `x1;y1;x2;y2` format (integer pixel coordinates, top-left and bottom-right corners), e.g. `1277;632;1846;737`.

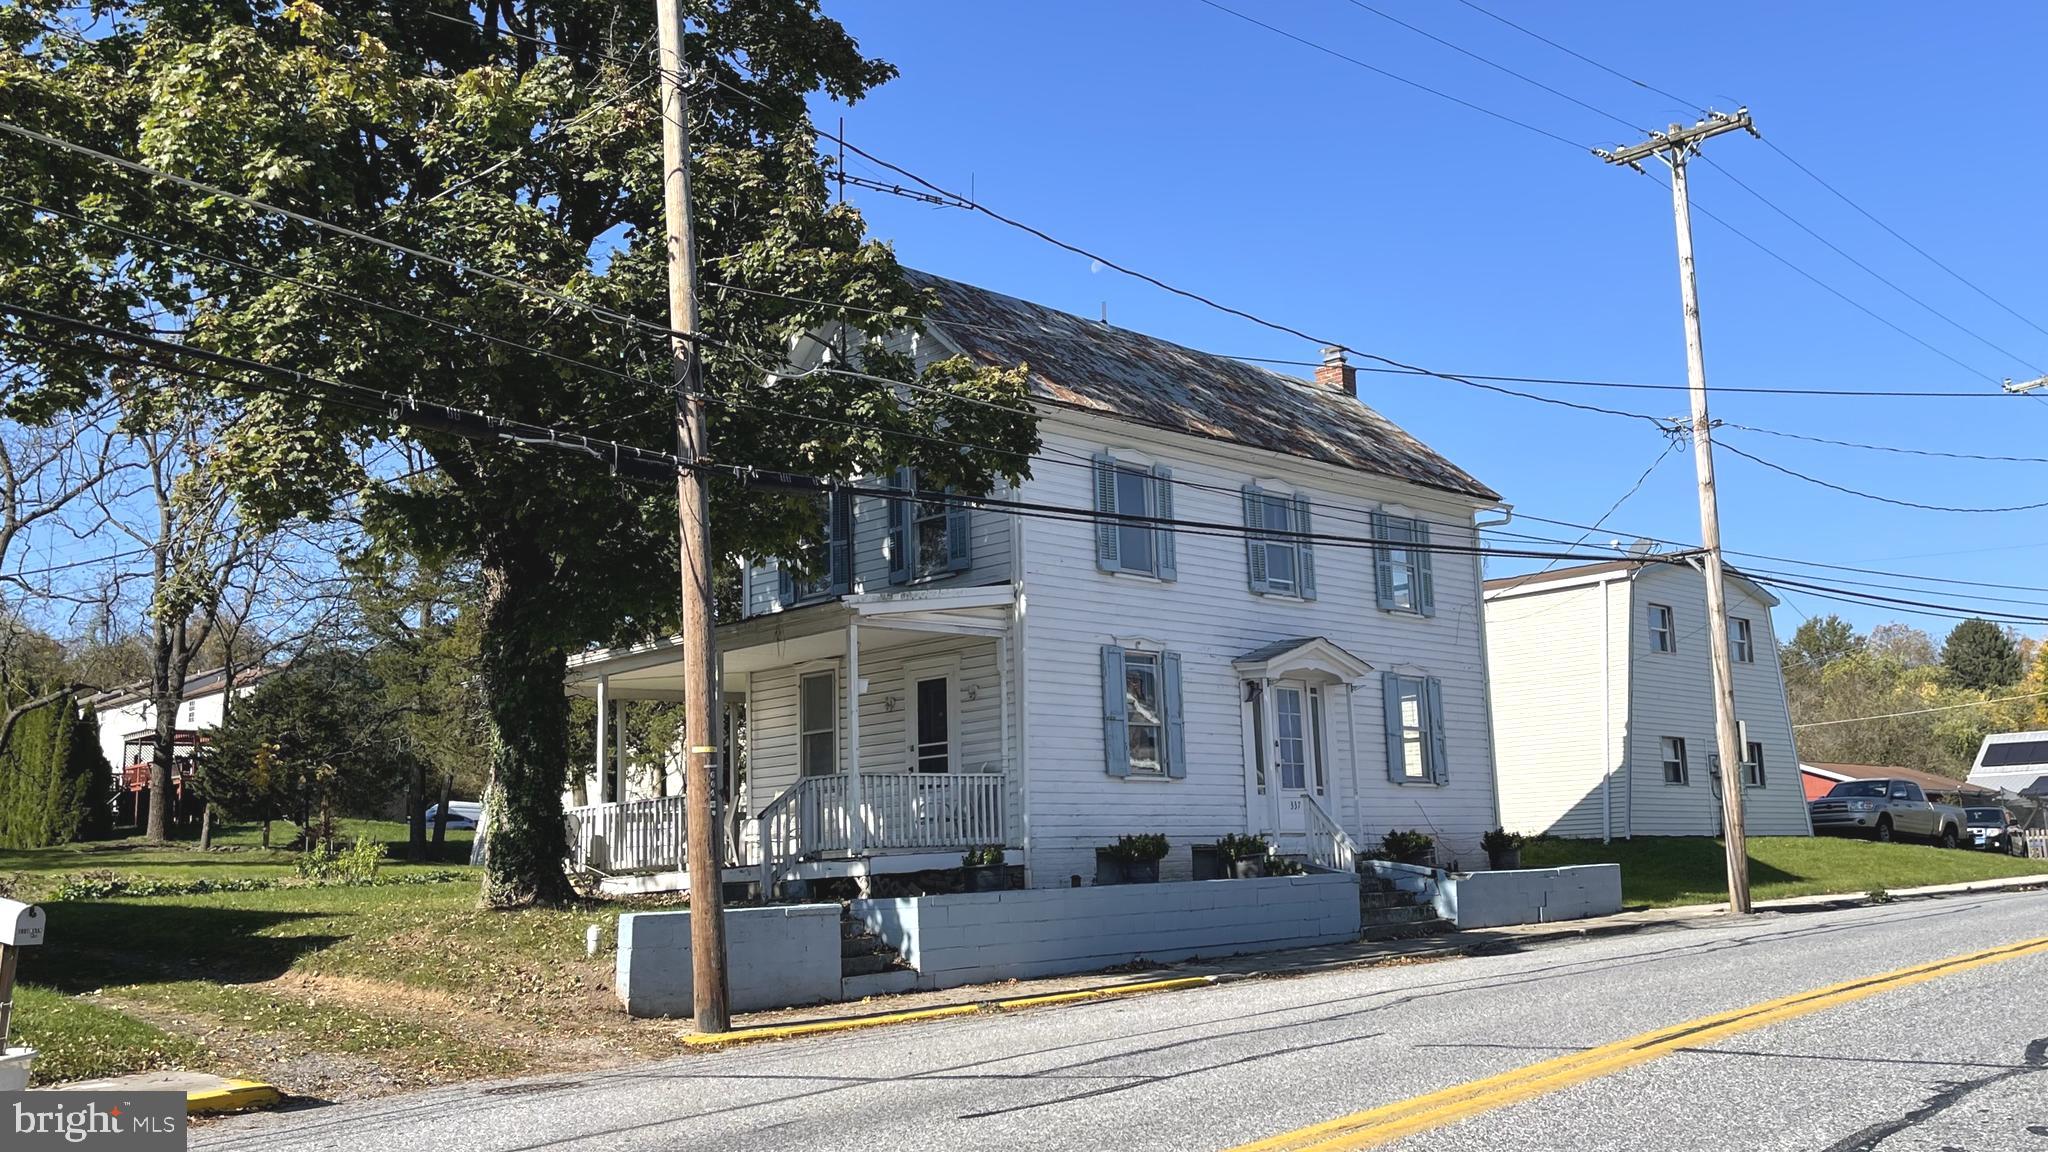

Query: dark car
1962;806;2022;855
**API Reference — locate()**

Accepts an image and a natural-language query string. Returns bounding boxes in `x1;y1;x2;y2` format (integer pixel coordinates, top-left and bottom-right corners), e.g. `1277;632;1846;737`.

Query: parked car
1808;778;1967;848
1962;805;2022;855
423;800;482;831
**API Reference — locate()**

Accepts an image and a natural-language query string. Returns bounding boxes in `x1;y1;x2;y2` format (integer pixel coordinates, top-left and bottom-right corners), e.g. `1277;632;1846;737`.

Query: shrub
1267;857;1307;876
0;696;112;850
1106;834;1170;863
961;845;1005;868
1216;832;1271;861
1481;827;1523;855
1381;829;1436;863
295;834;387;884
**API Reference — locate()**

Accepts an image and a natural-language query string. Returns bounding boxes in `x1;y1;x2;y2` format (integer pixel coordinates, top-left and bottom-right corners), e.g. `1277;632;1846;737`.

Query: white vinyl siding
1483;579;1618;838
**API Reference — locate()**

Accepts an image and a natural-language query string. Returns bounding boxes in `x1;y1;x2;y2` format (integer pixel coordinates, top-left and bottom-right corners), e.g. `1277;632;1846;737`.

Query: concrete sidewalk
699;872;2048;1039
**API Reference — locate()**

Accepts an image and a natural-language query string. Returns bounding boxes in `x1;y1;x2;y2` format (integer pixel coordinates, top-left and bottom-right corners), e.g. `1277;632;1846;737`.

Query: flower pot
1094;849;1128;886
1228;857;1267;879
0;1047;35;1092
964;865;1004;892
1124;859;1161;884
1487;848;1521;871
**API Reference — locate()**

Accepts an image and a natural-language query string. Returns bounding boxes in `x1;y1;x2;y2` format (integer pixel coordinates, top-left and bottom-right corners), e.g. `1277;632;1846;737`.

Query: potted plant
961;845;1006;891
1217;832;1272;879
1481;827;1523;871
1380;829;1436;868
1106;834;1169;883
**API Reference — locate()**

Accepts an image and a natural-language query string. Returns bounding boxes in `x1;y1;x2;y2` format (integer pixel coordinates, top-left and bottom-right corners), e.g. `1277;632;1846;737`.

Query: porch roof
1233;636;1374;684
563;584;1015;701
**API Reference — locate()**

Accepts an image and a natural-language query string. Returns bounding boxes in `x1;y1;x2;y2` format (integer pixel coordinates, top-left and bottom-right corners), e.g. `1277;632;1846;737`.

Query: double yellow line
1232;934;2048;1152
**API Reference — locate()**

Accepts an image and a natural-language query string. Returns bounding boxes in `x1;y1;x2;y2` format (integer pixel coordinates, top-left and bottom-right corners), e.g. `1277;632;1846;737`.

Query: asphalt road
196;891;2048;1152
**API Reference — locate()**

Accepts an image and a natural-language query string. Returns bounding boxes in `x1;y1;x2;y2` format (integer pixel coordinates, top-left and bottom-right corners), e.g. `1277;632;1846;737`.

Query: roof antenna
1100;301;1108;327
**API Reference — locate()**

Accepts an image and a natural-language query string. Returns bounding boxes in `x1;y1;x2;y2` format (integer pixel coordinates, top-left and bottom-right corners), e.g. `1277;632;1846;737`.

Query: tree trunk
199;803;212;851
433;773;451;854
477;541;574;907
260;816;270;849
146;680;178;843
407;761;427;862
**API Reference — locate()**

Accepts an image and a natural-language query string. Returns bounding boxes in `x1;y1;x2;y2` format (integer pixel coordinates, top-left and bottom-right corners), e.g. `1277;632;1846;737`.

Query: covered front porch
562;585;1022;895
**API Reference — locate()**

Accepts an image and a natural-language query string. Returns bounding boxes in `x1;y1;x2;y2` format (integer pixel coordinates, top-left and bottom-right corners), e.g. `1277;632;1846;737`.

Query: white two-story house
564;270;1510;889
1484;559;1812;839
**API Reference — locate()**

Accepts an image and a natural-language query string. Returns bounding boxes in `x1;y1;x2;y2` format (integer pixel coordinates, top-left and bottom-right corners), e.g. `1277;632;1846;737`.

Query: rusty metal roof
908;271;1499;502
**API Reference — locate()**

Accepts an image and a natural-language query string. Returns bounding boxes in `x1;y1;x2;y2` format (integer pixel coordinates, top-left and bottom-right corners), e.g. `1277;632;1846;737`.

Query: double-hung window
798;670;837;777
887;467;970;583
1371;512;1434;615
1648;604;1676;653
1729;617;1754;663
782;489;852;604
1742;740;1766;787
1100;646;1186;778
1244;486;1316;598
1661;736;1688;784
1092;453;1177;580
1381;673;1447;784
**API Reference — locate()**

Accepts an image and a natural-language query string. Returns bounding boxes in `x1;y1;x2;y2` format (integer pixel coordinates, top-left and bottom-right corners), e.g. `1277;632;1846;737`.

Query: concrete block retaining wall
850;873;1361;990
1437;864;1622;929
615;903;841;1017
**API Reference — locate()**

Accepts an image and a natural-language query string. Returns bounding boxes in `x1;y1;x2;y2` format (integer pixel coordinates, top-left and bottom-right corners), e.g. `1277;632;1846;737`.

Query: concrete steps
839;908;912;986
1359;873;1452;941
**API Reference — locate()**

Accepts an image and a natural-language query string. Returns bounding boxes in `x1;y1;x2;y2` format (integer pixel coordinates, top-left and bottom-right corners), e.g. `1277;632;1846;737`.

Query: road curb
184;1078;282;1115
681;976;1216;1049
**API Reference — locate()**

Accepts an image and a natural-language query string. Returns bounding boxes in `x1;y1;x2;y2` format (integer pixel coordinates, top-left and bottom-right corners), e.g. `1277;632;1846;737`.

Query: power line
1716;438;2048;514
1719;418;2048;465
1447;0;1710;115
1794;691;2048;730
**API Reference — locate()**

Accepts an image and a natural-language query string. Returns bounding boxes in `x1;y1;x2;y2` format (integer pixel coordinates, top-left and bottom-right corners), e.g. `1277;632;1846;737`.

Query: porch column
595;674;611;803
613;698;627;803
846;620;866;854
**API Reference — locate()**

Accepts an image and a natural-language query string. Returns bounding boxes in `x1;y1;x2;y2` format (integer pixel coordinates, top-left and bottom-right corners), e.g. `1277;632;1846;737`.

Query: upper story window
781;489;853;604
1742;740;1766;787
887;467;970;584
1372;512;1434;616
1648;604;1676;653
1660;736;1688;784
1729;617;1754;663
1092;453;1177;580
1244;485;1316;599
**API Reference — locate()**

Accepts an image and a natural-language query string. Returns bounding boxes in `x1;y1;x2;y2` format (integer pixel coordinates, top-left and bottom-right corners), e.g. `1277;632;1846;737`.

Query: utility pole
655;0;729;1030
1598;109;1758;915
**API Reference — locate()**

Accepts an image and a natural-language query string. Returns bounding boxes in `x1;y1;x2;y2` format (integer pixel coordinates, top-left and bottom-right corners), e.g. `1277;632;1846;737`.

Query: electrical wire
1447;0;1711;115
1793;692;2048;730
1716;439;2048;514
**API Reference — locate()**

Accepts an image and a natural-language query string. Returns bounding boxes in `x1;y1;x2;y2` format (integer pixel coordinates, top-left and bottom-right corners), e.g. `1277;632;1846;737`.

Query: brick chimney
1314;346;1356;396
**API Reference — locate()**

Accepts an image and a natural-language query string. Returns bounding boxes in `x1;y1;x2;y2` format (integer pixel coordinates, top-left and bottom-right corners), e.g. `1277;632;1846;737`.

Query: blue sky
813;0;2048;641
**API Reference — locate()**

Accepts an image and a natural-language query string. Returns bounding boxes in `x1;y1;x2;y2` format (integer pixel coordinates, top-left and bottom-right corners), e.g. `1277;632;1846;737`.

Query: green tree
0;694;110;849
203;646;412;843
1;1;1039;904
1781;614;1860;684
1941;617;2021;691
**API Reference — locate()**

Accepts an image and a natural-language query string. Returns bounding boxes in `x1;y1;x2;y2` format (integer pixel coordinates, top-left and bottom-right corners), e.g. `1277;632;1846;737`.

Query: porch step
1361;917;1455;942
1360;889;1431;912
839;908;911;981
843;969;919;1000
842;932;894;959
841;951;901;978
1362;903;1439;927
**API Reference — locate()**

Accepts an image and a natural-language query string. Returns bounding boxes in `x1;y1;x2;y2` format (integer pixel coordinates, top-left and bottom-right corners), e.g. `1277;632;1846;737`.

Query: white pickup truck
1808;778;1967;848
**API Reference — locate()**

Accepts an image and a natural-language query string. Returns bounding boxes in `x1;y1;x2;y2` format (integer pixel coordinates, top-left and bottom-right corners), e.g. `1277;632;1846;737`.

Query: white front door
1269;683;1313;833
905;661;958;774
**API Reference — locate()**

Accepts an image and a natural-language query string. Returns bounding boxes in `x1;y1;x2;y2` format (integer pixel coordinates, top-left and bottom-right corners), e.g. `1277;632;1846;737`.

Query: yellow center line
1229;934;2048;1152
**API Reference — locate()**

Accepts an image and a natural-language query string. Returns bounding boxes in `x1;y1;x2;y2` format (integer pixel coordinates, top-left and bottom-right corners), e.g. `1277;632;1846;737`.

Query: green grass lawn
0;820;473;897
1523;835;2048;908
1;825;650;1091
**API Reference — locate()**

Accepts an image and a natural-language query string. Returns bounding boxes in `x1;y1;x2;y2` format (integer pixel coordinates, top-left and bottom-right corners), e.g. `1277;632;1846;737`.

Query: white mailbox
0;899;44;947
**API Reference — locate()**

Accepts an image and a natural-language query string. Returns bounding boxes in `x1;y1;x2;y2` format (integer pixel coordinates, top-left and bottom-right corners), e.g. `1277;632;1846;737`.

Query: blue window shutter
1153;464;1176;581
1415;520;1436;617
1372;512;1397;610
1294;494;1316;600
1101;645;1130;777
774;565;792;611
945;499;972;573
1381;672;1406;783
828;489;854;594
887;467;912;585
1424;677;1449;784
1162;650;1186;779
1242;485;1269;594
1092;454;1120;572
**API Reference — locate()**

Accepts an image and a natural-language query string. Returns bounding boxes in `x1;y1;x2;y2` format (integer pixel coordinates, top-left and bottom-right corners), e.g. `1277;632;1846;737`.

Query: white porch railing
565;794;689;874
1301;792;1359;873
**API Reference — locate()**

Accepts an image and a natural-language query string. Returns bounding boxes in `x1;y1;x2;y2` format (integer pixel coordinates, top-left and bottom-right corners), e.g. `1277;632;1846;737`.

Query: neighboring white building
88;665;275;828
1483;559;1811;839
564;269;1510;889
1967;731;2048;799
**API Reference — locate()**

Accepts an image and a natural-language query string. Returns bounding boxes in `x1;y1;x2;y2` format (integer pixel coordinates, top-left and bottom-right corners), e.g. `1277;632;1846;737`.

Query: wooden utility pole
655;0;729;1031
1598;109;1758;915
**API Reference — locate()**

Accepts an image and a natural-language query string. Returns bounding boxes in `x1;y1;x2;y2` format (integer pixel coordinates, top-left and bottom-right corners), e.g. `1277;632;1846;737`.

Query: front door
1269;682;1315;834
909;669;954;774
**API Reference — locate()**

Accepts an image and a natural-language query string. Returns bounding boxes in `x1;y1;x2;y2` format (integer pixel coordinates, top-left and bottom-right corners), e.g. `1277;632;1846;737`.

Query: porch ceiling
564;585;1013;701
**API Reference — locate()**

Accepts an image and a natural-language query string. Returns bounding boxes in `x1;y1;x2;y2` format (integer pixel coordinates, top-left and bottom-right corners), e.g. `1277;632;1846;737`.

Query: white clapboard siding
1016;415;1503;885
1484;576;1621;838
